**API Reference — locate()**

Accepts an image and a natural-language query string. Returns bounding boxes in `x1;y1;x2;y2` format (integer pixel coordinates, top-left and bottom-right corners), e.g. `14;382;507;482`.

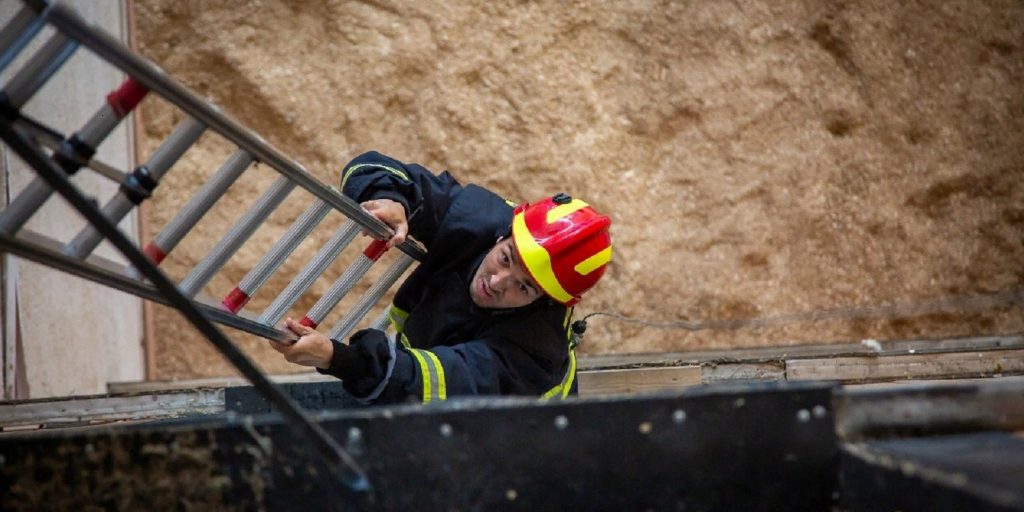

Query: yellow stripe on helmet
574;246;612;276
545;199;589;224
512;213;574;304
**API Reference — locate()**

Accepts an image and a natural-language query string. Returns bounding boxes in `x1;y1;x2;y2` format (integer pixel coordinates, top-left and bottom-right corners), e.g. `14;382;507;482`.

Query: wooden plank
578;334;1024;371
577;366;701;396
786;349;1024;383
0;388;224;429
701;362;785;383
107;371;334;394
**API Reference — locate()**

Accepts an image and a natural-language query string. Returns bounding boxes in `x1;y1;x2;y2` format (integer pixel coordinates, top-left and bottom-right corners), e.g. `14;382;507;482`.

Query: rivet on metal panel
347;426;364;456
638;422;653;434
796;409;811;422
812;405;827;419
734;397;746;408
440;423;453;438
554;415;569;430
506;489;518;501
673;409;687;424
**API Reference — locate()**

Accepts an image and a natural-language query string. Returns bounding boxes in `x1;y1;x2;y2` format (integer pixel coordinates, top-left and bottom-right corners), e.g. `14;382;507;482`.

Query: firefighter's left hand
269;317;334;369
360;198;408;248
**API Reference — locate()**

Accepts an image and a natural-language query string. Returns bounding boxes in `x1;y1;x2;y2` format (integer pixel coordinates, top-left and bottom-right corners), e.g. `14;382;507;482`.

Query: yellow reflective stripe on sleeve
407;350;432;401
409;348;446;404
340;162;410;189
387;305;409;333
545;199;588;224
512;214;574;304
574;246;612;276
399;333;412;349
424;350;447;400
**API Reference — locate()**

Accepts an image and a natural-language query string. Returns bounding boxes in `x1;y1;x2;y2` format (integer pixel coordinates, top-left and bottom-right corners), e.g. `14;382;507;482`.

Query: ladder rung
0;5;47;74
178;175;296;297
299;239;389;328
64;117;206;259
328;252;415;340
144;149;253;264
222;199;331;313
0;32;77;113
256;220;360;326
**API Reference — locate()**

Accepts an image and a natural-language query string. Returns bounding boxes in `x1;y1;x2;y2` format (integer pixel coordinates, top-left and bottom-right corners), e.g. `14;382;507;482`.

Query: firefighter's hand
269;318;334;369
360;198;408;248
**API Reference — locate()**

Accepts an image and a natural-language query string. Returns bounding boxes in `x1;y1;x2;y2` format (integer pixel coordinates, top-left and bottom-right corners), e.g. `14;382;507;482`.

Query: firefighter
270;151;612;404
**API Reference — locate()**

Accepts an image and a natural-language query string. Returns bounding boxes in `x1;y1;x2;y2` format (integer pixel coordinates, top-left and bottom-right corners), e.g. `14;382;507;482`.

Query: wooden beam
786;349;1024;383
578;334;1024;371
577;366;702;396
0;389;224;430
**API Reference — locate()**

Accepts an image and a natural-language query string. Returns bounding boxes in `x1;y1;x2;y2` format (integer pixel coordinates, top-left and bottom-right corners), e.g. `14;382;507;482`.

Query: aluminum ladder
0;0;427;490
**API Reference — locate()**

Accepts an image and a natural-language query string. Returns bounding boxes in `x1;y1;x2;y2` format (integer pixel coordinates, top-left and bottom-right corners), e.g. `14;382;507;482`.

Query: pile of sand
134;0;1023;379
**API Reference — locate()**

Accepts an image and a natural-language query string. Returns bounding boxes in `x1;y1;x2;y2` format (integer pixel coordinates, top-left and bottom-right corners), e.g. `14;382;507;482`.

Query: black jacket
318;151;577;404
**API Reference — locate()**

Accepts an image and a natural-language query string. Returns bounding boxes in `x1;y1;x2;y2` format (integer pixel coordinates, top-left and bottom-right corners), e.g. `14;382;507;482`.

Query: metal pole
178;176;295;297
299;240;388;329
257;220;360;326
222;199;330;313
64;117;206;258
328;252;414;340
0;119;369;492
144;149;252;264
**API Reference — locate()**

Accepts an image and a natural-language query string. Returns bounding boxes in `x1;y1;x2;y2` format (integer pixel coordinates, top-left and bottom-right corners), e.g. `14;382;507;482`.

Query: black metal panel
840;431;1024;512
0;382;838;511
225;381;364;414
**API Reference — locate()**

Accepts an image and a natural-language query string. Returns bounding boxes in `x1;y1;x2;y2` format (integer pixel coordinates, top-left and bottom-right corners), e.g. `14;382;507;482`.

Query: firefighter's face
470;237;543;309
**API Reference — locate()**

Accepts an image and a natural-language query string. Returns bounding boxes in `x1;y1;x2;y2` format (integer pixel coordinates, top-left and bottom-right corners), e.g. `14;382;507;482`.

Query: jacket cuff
316;339;360;379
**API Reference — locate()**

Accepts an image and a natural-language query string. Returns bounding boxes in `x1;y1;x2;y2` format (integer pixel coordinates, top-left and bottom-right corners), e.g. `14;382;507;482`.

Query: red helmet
511;193;612;306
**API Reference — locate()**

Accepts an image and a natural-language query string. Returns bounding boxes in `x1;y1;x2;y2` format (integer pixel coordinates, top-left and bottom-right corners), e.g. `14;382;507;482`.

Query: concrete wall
1;1;144;399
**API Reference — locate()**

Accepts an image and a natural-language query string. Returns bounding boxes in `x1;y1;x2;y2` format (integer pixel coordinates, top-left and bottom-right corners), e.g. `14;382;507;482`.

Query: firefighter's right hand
269;317;334;369
360;198;408;248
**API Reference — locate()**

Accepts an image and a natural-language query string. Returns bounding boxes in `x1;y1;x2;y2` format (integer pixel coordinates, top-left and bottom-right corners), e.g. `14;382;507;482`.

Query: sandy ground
133;0;1024;379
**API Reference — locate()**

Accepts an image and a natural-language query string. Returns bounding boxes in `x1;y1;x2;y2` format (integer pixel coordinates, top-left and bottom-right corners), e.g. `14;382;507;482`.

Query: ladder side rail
328;252;415;341
256;220;360;326
4;228;294;343
43;3;425;261
0;120;370;492
64;116;206;258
